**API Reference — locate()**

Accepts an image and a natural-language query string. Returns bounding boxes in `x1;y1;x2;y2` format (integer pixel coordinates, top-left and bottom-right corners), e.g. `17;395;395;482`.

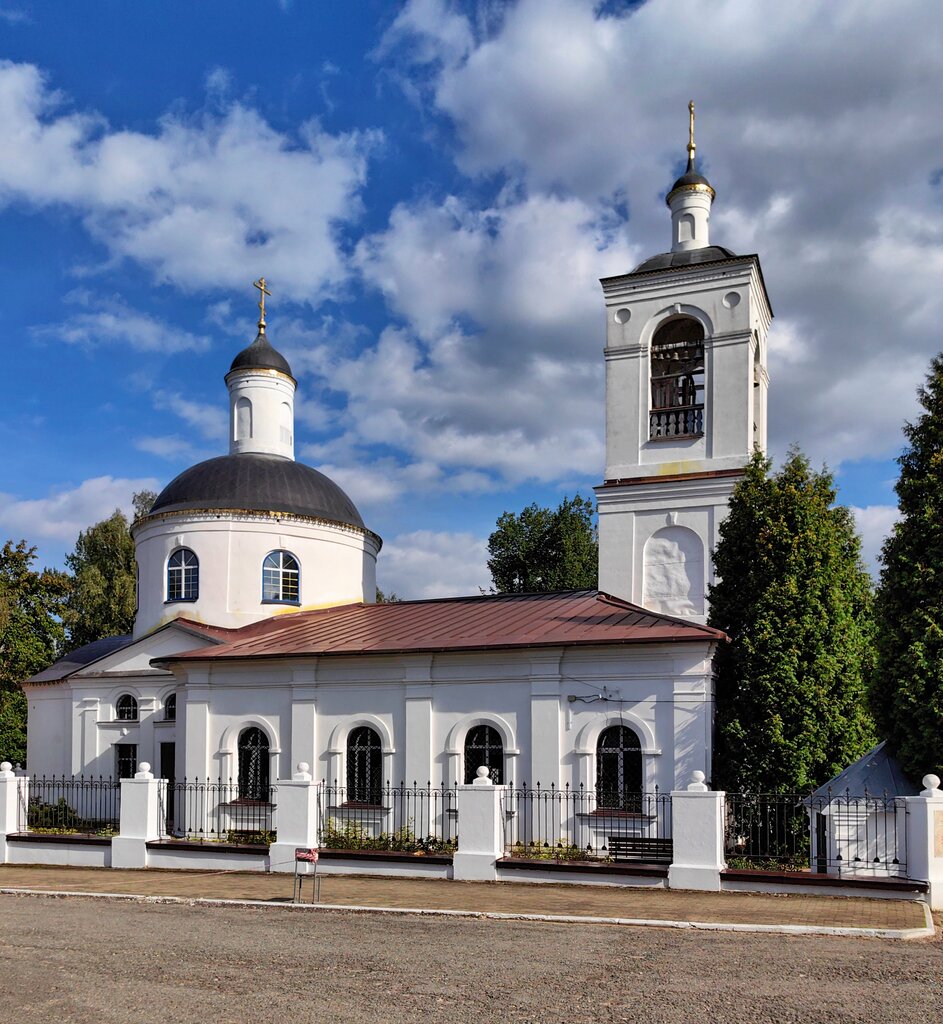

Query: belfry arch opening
649;316;705;439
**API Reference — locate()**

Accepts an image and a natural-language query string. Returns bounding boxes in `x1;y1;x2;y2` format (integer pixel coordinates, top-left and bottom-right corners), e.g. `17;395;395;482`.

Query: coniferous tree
709;449;875;791
487;495;597;593
872;355;943;778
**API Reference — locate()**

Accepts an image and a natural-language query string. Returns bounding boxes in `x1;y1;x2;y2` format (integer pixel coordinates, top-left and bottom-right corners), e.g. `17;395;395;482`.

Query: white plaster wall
6;840;111;867
601;259;771;482
27;635;716;805
226;369;295;459
146;846;269;872
596;474;738;617
23;688;71;775
171;643;714;796
133;512;379;637
24;623;209;778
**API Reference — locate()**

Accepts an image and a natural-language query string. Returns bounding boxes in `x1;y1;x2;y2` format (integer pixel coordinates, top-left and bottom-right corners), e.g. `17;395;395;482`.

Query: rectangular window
115;743;137;780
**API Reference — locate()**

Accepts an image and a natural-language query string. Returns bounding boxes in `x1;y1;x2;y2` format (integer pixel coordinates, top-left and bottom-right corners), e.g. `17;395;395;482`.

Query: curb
1;886;934;940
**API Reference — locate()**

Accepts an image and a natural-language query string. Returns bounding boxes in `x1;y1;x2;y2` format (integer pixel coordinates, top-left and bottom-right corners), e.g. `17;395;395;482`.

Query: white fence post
112;762;166;869
269;763;319;874
668;771;726;891
904;773;943;911
453;766;505;881
0;762;28;864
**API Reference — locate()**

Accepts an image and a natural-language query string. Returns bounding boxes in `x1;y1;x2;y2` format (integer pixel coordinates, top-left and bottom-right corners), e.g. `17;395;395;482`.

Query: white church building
24;113;771;806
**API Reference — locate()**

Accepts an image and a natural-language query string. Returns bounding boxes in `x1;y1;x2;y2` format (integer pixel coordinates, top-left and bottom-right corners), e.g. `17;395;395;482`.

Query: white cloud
339;192;631;490
0;475;160;543
134;435;200;460
382;0;943;471
32;293;211;353
152;391;227;442
0;60;379;302
378;528;490;599
851;504;900;578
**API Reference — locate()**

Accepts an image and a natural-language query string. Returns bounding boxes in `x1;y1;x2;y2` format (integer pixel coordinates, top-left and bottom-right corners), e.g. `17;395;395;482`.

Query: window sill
261;600;301;606
647;433;704;442
165;598;198;605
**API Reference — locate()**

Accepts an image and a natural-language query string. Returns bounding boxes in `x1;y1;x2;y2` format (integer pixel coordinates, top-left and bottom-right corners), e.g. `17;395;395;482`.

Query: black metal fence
159;778;278;845
319;781;457;854
25;776;121;836
502;784;673;862
724;791;908;876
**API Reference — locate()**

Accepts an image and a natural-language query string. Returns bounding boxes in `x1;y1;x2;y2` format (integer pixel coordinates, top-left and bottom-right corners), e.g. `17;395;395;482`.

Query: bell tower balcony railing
649;404;704;440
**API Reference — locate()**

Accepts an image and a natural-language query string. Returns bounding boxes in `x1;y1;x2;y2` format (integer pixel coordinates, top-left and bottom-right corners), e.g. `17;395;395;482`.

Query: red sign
295;848;319;862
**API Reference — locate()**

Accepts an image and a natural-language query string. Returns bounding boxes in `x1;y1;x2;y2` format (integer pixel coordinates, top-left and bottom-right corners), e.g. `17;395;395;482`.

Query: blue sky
1;0;941;596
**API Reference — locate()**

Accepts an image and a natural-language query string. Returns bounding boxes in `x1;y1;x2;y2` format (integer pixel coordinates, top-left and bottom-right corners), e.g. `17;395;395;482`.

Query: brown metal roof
154;590;725;667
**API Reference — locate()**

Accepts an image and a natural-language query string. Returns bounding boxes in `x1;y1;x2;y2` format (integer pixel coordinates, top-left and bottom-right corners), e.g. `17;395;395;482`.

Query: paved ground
1;893;941;1024
0;863;929;932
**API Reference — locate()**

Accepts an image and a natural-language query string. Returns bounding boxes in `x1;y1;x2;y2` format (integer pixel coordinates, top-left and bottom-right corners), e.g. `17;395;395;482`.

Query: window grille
167;548;199;602
115;743;138;779
650;317;705;439
116;694;138;721
464;724;504;784
262;550;300;603
237;727;270;801
164;693;176;721
596;725;643;811
347;726;382;804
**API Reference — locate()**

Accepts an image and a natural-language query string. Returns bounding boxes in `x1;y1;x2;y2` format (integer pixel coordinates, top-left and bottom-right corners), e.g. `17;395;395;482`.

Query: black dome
669;168;713;194
229;332;294;379
149;453;365;529
630;245;738;275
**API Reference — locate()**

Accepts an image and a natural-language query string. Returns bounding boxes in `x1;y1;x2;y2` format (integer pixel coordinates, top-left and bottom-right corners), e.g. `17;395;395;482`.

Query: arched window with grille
347;726;382;805
237;727;270;801
596;725;643;811
115;694;138;721
463;724;504;784
167;548;199;602
262;550;300;604
164;693;176;721
649;316;705;439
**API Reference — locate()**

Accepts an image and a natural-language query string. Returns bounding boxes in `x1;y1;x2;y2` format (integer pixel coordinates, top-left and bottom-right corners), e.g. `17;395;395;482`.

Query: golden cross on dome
253;277;271;333
687;100;696;169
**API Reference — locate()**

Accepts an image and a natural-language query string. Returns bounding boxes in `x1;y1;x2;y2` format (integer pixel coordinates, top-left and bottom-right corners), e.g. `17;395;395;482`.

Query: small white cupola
225;278;296;460
666;101;715;253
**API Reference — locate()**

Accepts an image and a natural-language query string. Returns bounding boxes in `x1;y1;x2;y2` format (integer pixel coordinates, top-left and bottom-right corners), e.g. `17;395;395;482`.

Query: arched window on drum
596;725;643;811
649;317;705;439
167;548;199;602
463;725;504;784
262;550;300;604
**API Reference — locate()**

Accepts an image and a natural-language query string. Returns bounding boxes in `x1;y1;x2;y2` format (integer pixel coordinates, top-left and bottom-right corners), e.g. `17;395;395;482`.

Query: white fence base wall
495;867;667;887
5;840;111;868
145;846;270;872
315;858;452;880
721;879;926;900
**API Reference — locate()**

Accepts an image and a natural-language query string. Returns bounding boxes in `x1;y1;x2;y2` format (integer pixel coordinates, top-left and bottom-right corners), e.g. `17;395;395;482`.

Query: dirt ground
1;894;941;1024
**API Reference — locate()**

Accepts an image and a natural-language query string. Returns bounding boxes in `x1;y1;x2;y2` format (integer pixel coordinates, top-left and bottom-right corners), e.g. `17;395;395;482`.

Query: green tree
872;355;943;778
375;588;403;603
487;494;597;593
0;541;70;764
61;489;156;650
709;449;875;792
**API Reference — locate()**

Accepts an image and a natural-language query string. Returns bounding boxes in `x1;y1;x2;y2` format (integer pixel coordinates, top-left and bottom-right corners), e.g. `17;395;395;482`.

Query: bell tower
594;104;772;621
